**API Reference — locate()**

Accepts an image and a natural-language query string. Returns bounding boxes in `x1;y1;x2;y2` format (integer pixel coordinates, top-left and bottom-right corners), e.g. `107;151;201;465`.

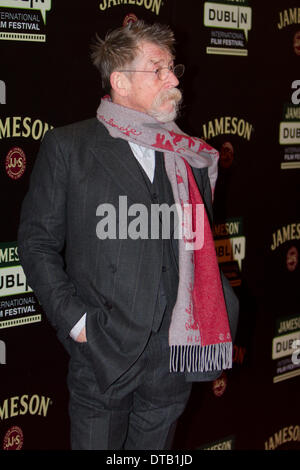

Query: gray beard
148;88;182;123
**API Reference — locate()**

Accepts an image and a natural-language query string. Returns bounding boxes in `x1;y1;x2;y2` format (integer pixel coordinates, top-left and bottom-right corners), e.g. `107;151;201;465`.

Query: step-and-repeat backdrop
0;0;299;451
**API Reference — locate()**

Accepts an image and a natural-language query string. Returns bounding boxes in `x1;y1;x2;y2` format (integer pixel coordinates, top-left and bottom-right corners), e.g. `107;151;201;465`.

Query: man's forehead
136;41;173;64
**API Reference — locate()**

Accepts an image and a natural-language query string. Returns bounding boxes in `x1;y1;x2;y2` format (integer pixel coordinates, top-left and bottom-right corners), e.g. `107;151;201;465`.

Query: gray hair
91;20;176;92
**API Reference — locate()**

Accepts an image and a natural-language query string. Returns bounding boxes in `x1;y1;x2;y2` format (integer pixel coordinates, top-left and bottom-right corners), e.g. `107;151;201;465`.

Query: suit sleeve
18;130;89;340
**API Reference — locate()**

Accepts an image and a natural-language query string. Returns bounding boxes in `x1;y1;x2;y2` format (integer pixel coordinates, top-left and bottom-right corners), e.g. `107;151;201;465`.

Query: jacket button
104;300;112;310
162;265;167;272
110;264;117;273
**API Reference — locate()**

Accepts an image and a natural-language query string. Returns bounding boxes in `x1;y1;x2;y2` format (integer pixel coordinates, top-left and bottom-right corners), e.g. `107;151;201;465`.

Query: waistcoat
132;150;179;333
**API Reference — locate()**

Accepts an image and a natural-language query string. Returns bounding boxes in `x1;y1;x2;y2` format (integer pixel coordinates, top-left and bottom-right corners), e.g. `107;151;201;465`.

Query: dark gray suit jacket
18;118;238;392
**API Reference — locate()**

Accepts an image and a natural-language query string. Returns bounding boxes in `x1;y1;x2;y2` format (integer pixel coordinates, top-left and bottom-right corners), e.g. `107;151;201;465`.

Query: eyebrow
149;58;174;68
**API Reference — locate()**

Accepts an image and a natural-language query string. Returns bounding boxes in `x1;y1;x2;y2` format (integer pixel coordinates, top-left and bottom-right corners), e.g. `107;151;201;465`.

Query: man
18;21;238;450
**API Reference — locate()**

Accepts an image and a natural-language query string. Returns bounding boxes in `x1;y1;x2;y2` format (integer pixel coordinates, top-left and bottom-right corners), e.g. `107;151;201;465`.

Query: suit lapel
89;121;152;208
89;120;179;267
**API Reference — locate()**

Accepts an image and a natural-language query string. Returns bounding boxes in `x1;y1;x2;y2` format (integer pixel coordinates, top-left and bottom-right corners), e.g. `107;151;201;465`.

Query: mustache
149;87;183;122
156;87;182;106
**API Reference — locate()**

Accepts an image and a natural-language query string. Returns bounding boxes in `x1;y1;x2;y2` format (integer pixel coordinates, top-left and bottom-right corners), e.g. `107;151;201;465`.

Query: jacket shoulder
45;117;107;143
40;118;110;162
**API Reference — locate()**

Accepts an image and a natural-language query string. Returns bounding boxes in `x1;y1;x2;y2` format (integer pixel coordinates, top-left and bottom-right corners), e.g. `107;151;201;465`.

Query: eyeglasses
117;64;185;81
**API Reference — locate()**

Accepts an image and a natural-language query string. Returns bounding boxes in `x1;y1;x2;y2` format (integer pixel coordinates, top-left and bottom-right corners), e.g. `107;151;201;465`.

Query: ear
110;71;131;97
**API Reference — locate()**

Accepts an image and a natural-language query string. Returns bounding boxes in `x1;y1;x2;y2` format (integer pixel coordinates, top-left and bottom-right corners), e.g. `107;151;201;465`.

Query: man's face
123;41;182;122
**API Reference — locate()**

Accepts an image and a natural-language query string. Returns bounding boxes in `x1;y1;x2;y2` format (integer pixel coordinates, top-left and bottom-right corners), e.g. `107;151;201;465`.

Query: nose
166;69;179;88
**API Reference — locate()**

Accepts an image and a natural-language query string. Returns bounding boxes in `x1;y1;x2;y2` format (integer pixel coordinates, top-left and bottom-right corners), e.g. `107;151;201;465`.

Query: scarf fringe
170;343;233;373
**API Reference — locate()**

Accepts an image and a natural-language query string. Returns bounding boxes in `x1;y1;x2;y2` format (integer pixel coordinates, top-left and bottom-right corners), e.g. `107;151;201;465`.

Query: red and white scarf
97;96;232;373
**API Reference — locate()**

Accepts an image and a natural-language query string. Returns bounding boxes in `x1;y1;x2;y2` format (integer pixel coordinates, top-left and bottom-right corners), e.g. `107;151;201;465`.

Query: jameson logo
199;435;235;450
0;394;52;420
203;0;252;56
265;425;300;450
0;0;52;42
276;315;300;336
0;241;19;267
277;7;300;29
201;116;253;141
99;0;163;16
0;116;53;140
270;223;300;251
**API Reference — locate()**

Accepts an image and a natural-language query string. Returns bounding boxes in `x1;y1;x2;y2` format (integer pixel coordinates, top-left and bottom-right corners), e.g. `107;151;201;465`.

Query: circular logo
3;426;24;450
293;30;300;56
219;141;234;169
212;371;227;397
123;13;138;27
286;245;298;272
5;147;26;180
